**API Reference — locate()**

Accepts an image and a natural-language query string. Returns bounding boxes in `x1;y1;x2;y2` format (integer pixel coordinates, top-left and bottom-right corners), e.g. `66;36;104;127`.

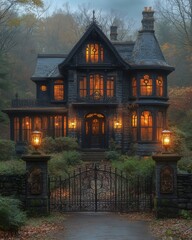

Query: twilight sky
45;0;156;23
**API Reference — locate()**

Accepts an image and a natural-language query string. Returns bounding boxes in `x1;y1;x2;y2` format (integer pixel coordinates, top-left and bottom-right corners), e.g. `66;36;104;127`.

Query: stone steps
81;149;106;162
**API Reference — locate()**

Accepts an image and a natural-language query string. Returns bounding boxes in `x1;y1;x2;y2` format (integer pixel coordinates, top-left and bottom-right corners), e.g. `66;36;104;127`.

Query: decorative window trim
140;75;153;96
85;43;104;63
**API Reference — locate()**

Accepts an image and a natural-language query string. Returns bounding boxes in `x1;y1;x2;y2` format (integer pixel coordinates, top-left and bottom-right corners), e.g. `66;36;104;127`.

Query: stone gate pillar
22;154;50;216
152;153;181;218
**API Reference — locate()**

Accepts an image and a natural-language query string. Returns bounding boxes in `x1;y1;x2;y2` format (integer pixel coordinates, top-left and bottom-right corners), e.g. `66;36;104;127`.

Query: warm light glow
140;75;153;96
114;120;122;129
86;43;103;63
31;130;42;150
162;130;172;151
69;119;76;129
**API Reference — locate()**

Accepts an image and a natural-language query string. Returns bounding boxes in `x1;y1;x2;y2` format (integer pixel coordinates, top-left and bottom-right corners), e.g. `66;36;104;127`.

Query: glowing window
131;112;137;141
79;76;87;97
90;74;104;99
86;43;104;63
107;76;114;97
156;76;163;96
54;80;64;101
40;85;47;91
157;112;163;141
22;116;32;142
132;78;137;96
140;75;153;96
14;117;20;142
140;111;153;141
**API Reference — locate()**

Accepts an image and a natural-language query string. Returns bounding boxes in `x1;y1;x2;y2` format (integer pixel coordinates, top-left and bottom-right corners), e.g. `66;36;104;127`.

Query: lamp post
22;129;50;216
162;129;172;152
152;129;181;218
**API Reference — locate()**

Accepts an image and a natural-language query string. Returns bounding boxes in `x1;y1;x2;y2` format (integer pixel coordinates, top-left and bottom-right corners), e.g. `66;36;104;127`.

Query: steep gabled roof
59;22;130;70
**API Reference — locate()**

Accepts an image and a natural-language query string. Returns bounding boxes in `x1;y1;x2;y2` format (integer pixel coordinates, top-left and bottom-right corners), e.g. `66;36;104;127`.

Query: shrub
0;196;26;232
0;160;25;175
48;150;82;177
105;150;121;161
178;155;192;173
112;155;155;178
41;137;79;153
170;126;188;154
0;139;16;161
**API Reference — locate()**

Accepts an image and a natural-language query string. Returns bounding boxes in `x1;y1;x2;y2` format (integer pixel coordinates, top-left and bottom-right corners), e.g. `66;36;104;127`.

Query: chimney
110;25;118;41
141;7;155;31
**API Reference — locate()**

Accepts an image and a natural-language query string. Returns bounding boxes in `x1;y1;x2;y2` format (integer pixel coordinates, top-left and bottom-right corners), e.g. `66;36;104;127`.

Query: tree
156;0;192;50
0;0;44;53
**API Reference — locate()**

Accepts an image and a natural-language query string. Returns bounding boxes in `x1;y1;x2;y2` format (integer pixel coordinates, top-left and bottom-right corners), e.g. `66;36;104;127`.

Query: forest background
0;0;192;150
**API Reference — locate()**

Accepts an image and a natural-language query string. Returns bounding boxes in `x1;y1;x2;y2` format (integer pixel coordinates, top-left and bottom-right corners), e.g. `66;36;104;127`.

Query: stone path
49;212;155;240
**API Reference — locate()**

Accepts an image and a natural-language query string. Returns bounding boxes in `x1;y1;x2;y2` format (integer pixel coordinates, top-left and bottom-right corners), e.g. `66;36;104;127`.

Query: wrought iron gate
49;165;154;212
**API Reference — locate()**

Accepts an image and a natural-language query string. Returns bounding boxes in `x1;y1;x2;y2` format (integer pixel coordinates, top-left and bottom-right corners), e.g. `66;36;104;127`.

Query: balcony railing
76;95;117;104
11;99;55;108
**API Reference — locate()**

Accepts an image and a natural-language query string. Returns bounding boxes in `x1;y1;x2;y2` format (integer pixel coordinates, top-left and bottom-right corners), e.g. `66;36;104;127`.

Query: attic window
86;43;104;63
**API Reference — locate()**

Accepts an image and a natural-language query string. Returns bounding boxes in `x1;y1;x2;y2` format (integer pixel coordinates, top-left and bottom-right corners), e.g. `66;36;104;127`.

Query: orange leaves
169;87;192;111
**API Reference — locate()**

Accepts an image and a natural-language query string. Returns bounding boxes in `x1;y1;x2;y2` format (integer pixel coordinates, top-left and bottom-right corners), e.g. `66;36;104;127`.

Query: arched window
85;43;104;63
157;112;163;141
140;111;153;141
131;111;137;141
54;80;64;101
140;75;152;96
132;77;137;97
156;76;163;96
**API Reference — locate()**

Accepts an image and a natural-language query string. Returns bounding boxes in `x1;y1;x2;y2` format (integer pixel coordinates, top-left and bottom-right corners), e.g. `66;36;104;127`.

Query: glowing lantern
162;130;171;151
31;130;42;151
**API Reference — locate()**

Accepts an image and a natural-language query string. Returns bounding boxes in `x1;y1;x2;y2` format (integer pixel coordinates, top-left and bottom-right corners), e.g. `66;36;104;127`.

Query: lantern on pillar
162;130;172;152
31;130;42;152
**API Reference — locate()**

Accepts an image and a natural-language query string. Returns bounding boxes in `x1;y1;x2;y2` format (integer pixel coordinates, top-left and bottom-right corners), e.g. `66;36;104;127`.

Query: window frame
140;75;153;96
140;111;153;141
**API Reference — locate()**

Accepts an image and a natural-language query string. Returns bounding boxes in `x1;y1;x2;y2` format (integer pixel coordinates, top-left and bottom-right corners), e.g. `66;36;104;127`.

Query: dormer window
140;75;152;96
54;80;64;101
85;43;104;63
156;76;163;96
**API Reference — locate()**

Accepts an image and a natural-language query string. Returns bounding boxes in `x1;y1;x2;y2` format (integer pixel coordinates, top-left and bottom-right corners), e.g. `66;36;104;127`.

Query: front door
84;113;106;148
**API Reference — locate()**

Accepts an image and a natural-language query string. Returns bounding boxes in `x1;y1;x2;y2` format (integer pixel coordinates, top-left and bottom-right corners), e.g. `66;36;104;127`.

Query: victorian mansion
3;8;174;155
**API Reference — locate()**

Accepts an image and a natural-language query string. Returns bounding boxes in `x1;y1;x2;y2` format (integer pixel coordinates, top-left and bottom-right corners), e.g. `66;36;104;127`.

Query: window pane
80;76;87;97
140;111;153;141
14;117;20;142
156;76;163;96
90;74;104;99
132;77;137;96
157;112;163;141
22;116;32;142
54;80;64;101
140;75;152;96
107;76;114;97
131;112;137;141
85;43;104;63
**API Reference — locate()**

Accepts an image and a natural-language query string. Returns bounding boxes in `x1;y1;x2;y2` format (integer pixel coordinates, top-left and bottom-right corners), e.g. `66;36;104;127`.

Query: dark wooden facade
3;8;174;155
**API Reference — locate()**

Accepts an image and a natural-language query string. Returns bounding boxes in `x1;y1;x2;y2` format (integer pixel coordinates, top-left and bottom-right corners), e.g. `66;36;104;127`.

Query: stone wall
177;174;192;210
